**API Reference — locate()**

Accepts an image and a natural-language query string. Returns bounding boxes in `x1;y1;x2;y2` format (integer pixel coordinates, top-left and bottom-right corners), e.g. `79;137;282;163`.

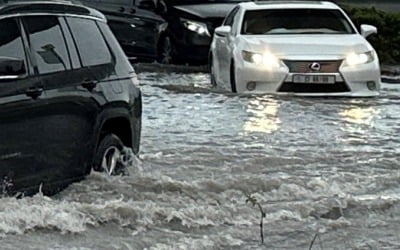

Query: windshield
241;9;356;35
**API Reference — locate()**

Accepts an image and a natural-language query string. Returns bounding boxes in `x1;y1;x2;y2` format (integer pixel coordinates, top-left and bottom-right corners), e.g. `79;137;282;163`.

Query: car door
66;16;124;176
22;15;102;187
0;17;52;194
133;0;165;60
218;6;239;84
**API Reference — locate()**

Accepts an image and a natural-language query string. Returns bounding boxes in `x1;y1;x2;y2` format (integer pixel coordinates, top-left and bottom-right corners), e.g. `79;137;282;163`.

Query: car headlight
345;51;374;66
181;18;210;36
242;50;280;67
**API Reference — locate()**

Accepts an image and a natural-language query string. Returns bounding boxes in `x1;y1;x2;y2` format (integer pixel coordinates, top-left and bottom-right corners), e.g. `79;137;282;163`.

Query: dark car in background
80;0;167;62
156;0;246;64
0;1;142;196
79;0;245;65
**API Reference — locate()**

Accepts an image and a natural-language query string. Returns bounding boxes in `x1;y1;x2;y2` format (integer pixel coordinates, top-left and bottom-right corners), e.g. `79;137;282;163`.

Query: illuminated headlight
345;51;374;66
181;18;210;36
242;50;280;67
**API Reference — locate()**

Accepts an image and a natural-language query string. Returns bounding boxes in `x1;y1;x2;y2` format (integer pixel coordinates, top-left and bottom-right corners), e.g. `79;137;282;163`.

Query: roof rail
0;0;105;20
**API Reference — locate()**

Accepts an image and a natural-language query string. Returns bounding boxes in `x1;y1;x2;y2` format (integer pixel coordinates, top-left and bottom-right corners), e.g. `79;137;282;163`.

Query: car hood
174;3;236;19
239;35;373;59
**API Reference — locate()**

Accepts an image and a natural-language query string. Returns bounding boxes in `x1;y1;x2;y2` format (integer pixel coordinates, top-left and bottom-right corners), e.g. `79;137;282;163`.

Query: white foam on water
0;194;93;235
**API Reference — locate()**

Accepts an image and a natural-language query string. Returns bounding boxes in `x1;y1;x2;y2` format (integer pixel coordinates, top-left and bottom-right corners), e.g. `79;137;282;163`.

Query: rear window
67;17;112;67
242;9;356;35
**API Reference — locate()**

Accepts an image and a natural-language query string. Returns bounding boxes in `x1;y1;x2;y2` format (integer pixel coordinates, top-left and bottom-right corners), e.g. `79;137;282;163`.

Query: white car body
209;1;381;96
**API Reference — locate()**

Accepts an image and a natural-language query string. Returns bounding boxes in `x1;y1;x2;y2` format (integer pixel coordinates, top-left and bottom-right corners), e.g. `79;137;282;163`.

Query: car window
223;6;239;26
67;17;112;67
24;16;71;74
58;17;81;70
97;21;133;77
242;9;356;35
0;18;27;76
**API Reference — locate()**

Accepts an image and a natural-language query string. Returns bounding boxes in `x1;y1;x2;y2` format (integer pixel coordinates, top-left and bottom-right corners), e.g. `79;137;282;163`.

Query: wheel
158;35;174;64
93;134;126;176
230;61;237;93
209;54;217;86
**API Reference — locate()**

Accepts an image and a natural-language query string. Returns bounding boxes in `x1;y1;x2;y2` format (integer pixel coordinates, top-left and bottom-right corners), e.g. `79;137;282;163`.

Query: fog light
367;81;376;90
247;81;256;91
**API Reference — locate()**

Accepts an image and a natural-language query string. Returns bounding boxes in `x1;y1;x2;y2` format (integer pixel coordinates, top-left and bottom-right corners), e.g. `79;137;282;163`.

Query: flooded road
1;71;400;249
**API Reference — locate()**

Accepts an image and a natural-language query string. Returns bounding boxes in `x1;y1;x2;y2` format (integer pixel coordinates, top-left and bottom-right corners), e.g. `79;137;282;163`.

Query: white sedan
209;1;381;96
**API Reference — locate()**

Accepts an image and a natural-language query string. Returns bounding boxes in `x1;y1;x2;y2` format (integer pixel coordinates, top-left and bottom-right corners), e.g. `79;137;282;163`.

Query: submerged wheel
230;61;237;93
94;134;126;176
209;54;217;86
158;36;174;64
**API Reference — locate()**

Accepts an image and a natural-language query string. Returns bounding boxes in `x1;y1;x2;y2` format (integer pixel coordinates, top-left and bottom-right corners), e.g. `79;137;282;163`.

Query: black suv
0;1;142;196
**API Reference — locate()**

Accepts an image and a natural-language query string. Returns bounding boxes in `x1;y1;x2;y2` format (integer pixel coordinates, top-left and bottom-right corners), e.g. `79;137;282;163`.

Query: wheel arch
94;105;141;156
100;117;132;149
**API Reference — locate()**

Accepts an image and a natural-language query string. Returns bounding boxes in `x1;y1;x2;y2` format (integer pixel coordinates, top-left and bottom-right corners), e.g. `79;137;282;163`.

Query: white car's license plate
293;75;335;84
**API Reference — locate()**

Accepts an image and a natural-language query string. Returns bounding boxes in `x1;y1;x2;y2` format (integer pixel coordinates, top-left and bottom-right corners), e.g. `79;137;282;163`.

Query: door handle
81;79;97;91
25;87;43;99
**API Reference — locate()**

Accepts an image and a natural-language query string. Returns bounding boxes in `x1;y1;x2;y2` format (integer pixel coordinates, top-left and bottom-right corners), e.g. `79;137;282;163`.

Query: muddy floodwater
1;70;400;249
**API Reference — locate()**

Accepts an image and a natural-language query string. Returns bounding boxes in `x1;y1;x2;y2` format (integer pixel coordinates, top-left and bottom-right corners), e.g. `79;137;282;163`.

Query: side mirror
361;24;377;38
0;57;26;80
215;26;231;37
138;0;156;10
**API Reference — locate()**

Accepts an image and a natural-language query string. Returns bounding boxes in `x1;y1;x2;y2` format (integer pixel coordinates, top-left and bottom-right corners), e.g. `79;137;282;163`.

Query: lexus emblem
309;62;321;72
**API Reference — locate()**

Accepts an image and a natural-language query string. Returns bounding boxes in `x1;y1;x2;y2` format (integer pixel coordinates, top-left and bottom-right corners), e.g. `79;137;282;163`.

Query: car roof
239;1;341;10
0;0;105;20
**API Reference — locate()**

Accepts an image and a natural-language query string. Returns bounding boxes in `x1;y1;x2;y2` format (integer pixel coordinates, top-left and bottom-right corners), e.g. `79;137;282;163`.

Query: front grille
283;60;342;73
278;82;350;93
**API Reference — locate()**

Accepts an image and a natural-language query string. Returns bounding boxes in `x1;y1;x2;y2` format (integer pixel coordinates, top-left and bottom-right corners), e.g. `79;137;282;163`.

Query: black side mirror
138;0;156;10
0;57;26;79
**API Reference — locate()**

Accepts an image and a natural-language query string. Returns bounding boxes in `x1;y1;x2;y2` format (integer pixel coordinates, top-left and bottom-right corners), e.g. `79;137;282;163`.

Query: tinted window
223;6;239;26
242;9;355;35
67;17;112;67
0;18;26;76
24;16;70;74
98;22;133;76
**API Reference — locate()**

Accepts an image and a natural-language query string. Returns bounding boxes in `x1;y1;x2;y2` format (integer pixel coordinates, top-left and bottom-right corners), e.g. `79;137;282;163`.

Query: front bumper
235;59;381;97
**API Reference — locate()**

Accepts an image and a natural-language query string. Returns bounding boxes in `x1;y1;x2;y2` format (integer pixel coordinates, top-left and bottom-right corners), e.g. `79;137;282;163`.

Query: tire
158;35;174;64
93;134;126;176
230;61;237;93
209;54;217;87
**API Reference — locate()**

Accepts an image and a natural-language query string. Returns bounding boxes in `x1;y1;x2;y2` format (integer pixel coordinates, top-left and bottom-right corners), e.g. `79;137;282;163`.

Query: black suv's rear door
0;17;50;194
